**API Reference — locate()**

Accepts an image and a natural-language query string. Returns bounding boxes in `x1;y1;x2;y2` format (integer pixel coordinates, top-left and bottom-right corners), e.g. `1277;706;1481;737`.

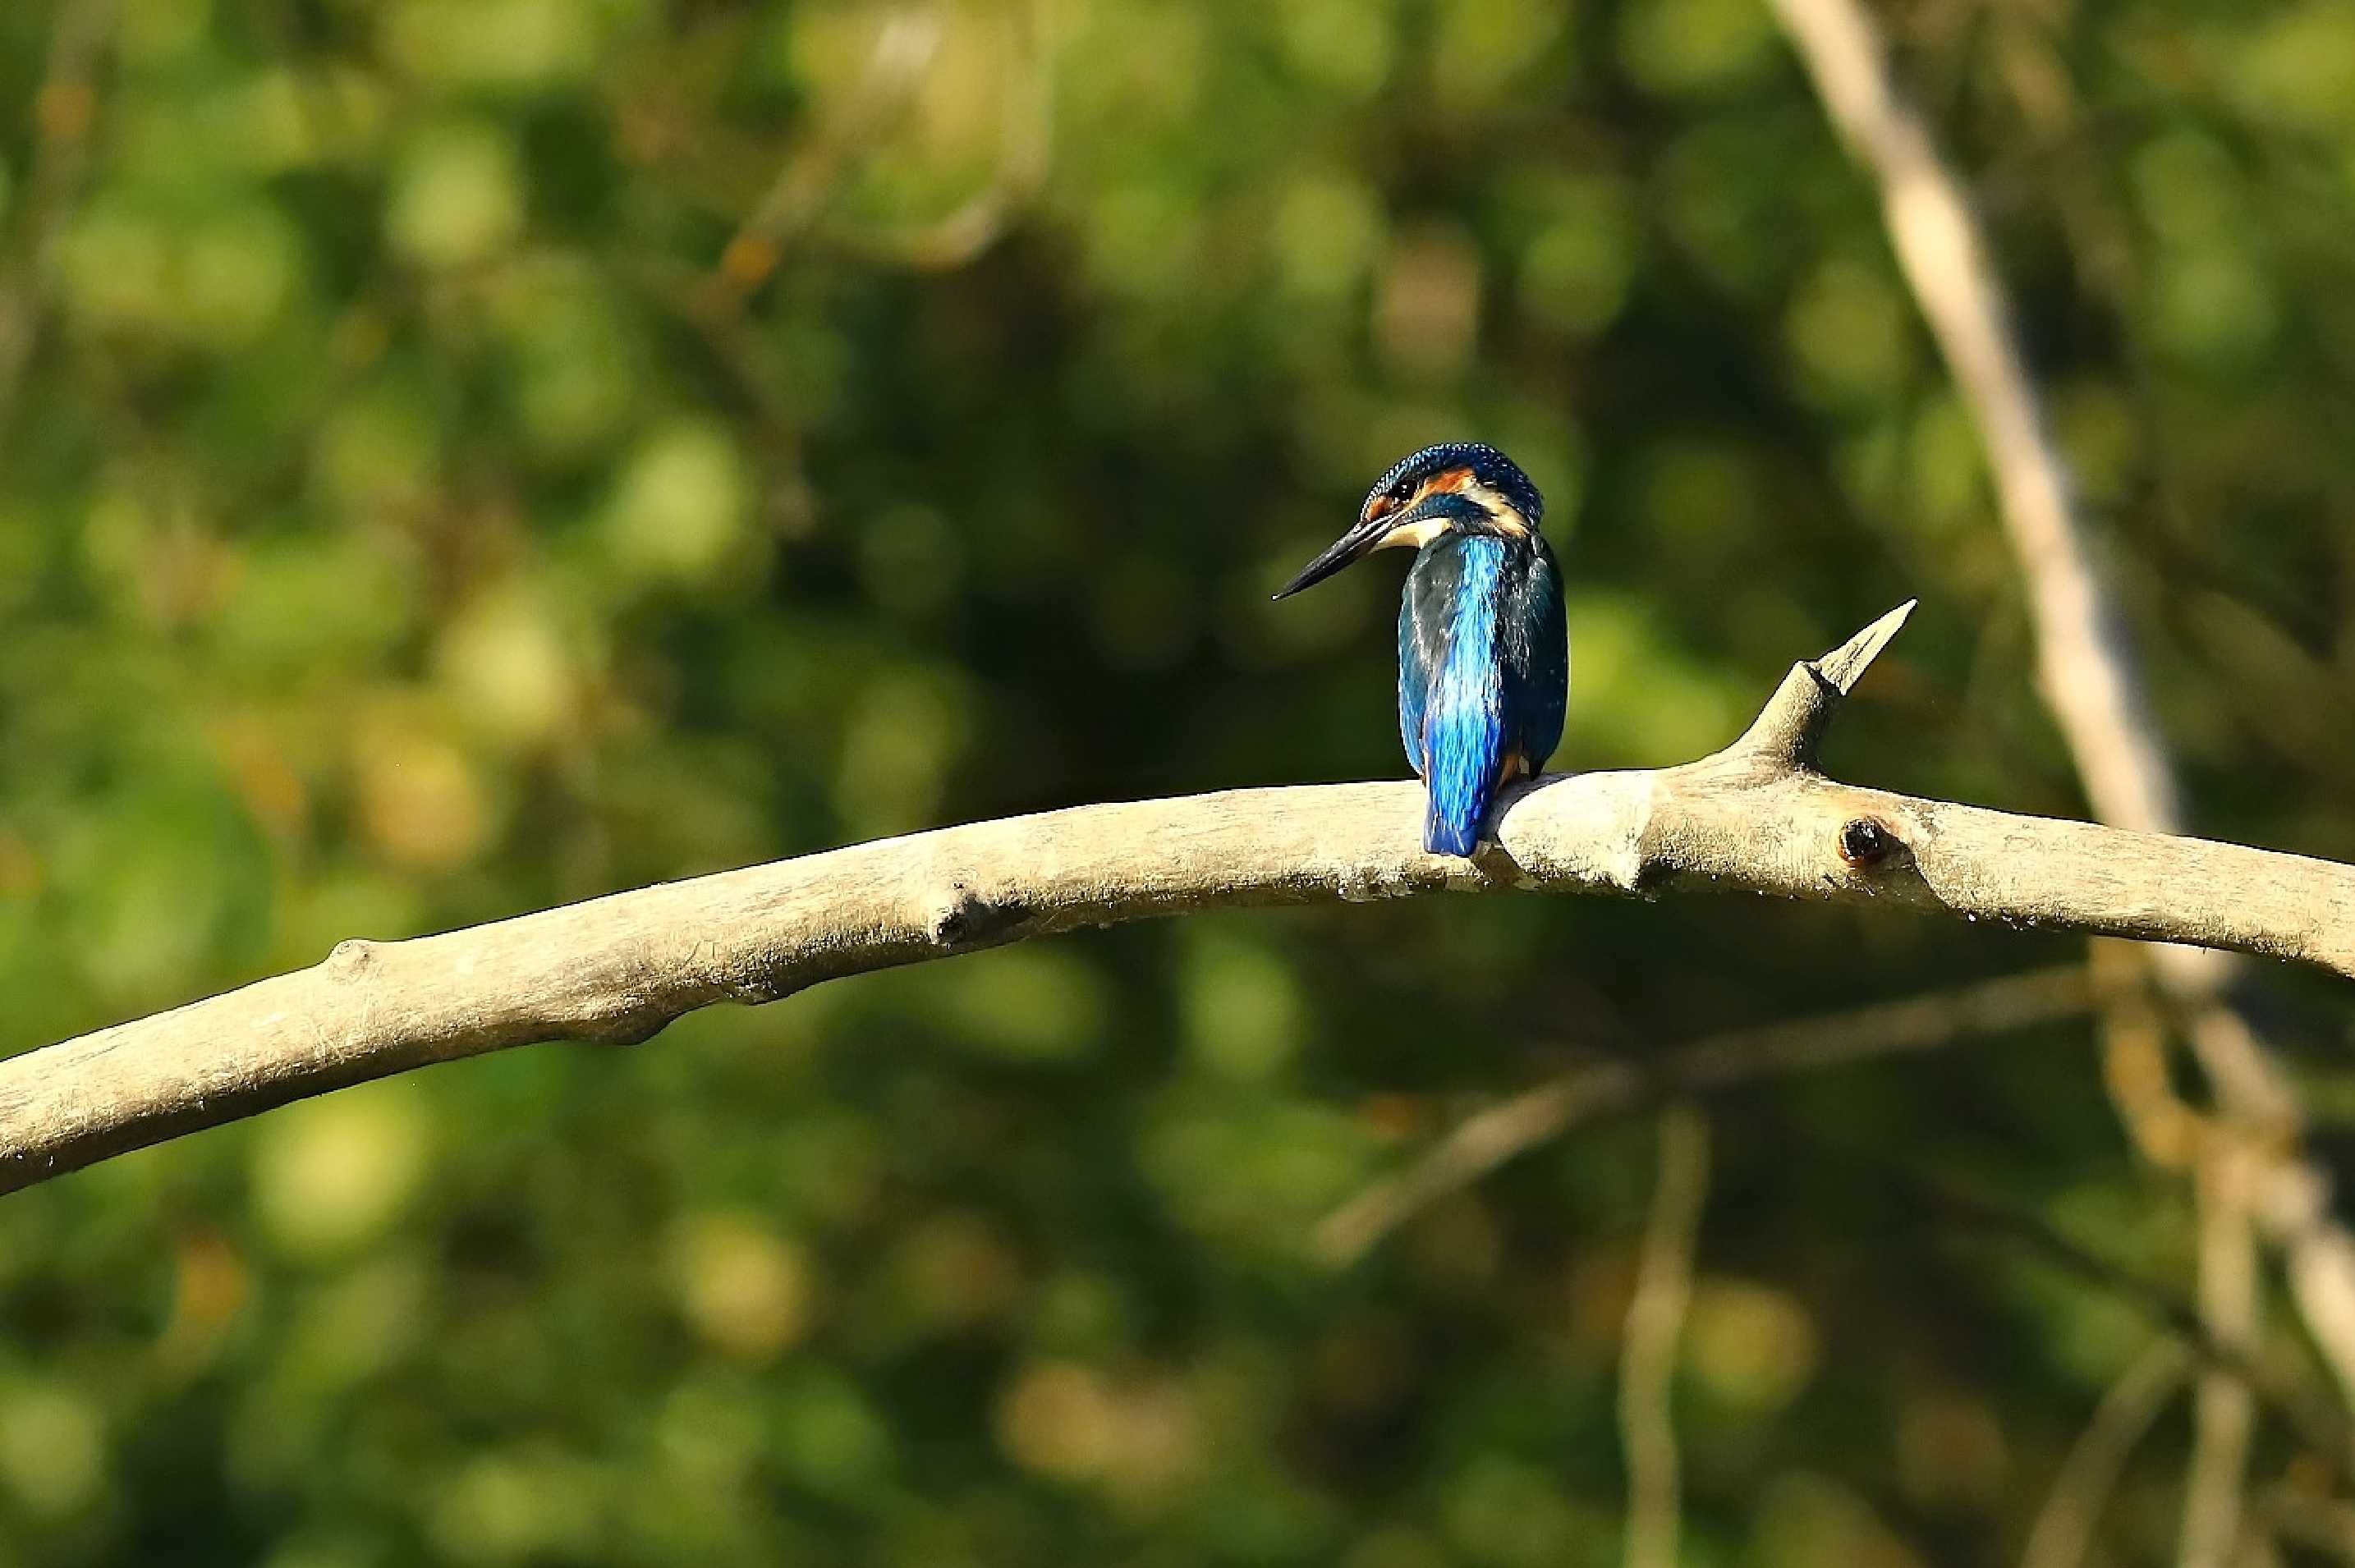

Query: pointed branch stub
1730;598;1917;769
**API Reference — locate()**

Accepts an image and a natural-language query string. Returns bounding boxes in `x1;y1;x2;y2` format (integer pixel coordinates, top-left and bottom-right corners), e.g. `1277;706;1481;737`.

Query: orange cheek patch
1423;467;1476;496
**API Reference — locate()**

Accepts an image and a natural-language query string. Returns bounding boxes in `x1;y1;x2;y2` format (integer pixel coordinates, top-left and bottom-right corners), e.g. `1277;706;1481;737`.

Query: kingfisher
1275;443;1567;858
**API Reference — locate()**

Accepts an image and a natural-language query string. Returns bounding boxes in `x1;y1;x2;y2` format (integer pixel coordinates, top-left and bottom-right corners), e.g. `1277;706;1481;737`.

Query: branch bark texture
3;605;2353;1194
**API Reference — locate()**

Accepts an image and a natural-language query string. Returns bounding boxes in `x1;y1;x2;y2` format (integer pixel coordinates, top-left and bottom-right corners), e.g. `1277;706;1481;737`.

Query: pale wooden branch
6;603;2355;1194
1766;0;2355;1419
1770;0;2287;1110
1764;0;2182;844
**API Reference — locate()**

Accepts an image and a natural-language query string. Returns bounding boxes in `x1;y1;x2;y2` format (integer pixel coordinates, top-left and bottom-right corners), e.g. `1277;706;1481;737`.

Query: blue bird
1275;443;1567;858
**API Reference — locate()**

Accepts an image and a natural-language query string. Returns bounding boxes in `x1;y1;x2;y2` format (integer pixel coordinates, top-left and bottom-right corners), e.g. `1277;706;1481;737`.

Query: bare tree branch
1619;1103;1709;1568
0;0;117;440
711;7;944;302
831;0;1054;271
1764;0;2179;843
2022;1345;2192;1568
2183;1151;2261;1568
1315;963;2097;1267
2259;1488;2355;1565
1765;0;2355;1421
7;603;2355;1194
1913;1178;2353;1479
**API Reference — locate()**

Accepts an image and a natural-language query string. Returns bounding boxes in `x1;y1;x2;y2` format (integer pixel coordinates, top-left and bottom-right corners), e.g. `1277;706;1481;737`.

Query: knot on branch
927;882;1029;949
1838;815;1903;870
326;938;380;978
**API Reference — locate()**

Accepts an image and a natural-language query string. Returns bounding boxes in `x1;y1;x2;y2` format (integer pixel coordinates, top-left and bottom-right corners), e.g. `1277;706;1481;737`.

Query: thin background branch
1619;1103;1710;1568
830;0;1054;271
2183;1148;2261;1568
1316;964;2096;1267
2021;1345;2193;1568
1906;1176;2352;1479
0;0;117;442
711;7;945;304
2261;1488;2355;1564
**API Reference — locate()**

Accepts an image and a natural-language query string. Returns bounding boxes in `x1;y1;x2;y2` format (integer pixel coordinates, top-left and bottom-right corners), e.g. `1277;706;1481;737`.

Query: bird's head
1273;442;1545;599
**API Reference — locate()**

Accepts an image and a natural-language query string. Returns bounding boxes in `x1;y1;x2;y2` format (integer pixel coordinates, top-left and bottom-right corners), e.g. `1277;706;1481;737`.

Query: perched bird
1275;443;1567;858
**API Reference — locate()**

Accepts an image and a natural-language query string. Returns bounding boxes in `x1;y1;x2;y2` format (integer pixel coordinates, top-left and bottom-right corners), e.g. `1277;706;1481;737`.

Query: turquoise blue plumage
1399;532;1568;856
1275;443;1568;858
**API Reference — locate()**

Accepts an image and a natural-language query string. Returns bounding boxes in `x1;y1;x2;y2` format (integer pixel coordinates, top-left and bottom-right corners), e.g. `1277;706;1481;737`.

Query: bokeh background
7;0;2355;1563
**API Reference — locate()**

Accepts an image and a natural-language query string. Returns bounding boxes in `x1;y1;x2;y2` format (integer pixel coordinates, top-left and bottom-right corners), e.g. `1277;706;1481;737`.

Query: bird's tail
1422;704;1506;858
1424;796;1485;858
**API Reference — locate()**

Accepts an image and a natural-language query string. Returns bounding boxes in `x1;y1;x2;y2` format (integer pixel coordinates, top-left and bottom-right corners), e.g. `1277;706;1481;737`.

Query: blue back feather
1421;539;1508;855
1398;534;1568;856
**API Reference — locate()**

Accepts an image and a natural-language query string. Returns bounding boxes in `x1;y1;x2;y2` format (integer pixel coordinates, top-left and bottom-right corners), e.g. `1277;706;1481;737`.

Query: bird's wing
1502;538;1568;773
1396;539;1467;777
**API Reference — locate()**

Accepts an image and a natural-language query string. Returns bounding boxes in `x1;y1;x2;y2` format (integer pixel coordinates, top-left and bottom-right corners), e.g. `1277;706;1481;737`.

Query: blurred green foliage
5;0;2355;1563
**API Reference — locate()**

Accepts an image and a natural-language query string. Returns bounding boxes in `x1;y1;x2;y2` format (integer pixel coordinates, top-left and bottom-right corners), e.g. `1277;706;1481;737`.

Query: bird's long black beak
1272;514;1394;600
